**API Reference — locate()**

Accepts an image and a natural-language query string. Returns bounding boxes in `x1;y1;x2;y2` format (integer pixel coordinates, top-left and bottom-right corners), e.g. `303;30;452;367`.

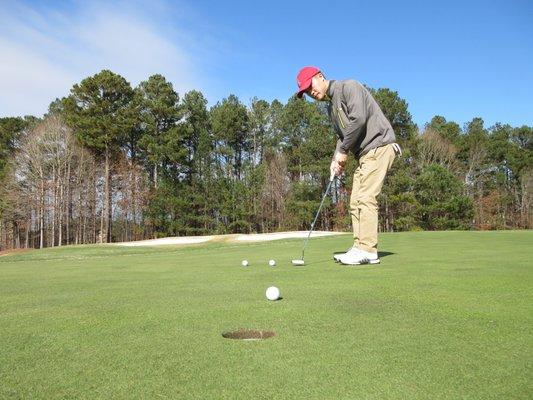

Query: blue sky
1;0;531;129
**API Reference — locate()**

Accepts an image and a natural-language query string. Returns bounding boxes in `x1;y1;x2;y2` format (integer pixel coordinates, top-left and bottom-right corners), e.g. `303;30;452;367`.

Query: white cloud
0;37;76;116
0;1;207;117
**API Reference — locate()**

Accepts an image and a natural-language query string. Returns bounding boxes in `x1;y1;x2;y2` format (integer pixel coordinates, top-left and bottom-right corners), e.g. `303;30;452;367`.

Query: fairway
1;231;531;399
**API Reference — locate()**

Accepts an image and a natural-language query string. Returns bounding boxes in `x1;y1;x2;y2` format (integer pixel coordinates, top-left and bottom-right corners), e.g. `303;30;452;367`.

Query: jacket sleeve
332;139;343;160
338;82;367;154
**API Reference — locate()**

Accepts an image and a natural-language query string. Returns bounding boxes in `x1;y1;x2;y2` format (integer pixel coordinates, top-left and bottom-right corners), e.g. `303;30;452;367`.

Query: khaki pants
350;143;396;254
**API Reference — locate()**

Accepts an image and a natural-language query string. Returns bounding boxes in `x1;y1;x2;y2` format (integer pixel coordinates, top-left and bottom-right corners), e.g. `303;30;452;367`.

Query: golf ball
266;286;280;301
268;259;276;267
241;260;249;267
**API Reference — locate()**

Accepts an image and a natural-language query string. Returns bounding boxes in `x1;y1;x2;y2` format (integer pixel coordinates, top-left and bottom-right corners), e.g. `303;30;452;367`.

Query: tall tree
427;115;461;144
63;70;134;243
278;98;337;230
211;94;250;180
181;90;211;181
0;117;35;249
460;118;489;227
180;90;214;233
509;126;533;228
414;164;474;230
249;98;270;165
135;74;182;188
210;95;250;231
143;89;214;237
371;88;416;142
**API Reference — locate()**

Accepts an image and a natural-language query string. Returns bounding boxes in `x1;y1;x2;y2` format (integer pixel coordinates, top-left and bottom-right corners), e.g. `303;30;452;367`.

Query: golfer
295;66;401;265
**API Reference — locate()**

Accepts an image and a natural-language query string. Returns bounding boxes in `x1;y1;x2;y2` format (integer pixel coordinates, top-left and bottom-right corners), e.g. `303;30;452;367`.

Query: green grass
0;231;531;399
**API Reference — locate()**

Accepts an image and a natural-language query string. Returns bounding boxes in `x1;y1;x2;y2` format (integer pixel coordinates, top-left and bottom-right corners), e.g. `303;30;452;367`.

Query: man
295;66;401;265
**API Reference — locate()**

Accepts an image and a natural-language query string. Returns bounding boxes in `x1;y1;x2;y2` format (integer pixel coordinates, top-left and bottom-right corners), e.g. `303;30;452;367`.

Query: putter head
291;259;305;266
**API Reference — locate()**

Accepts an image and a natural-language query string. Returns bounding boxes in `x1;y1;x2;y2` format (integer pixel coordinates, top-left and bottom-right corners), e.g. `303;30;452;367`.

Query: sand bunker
118;236;214;247
235;231;341;241
117;231;345;247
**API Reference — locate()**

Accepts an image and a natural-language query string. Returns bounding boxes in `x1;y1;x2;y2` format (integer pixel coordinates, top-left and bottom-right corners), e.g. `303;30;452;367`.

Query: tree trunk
51;168;56;247
14;222;19;249
107;154;113;244
100;159;106;245
102;146;113;243
77;181;82;245
25;218;30;248
101;149;109;243
93;167;97;244
39;177;45;249
66;162;71;245
132;167;137;241
58;176;63;246
522;171;532;228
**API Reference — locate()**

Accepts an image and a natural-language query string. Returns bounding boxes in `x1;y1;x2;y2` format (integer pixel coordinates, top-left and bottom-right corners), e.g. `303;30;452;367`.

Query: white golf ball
266;286;280;301
241;260;249;267
268;259;276;267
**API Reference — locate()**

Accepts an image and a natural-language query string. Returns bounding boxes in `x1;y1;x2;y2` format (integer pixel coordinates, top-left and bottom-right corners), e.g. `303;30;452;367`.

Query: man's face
306;73;327;101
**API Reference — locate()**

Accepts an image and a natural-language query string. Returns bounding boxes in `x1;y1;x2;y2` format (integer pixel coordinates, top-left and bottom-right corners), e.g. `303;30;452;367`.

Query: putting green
0;231;531;399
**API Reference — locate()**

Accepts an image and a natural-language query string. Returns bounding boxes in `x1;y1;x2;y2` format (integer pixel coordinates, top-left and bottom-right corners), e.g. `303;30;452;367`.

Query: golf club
291;172;335;266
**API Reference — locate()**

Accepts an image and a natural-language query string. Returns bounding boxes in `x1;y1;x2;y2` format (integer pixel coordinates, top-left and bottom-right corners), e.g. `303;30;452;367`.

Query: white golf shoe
338;248;380;265
333;246;359;262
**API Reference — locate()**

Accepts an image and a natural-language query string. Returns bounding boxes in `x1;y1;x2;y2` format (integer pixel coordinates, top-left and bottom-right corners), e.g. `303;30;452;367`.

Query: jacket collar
325;80;337;101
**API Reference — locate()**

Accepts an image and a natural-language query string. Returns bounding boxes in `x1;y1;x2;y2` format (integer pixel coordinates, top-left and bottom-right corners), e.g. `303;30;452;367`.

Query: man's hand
330;160;338;179
330;151;347;178
335;152;348;166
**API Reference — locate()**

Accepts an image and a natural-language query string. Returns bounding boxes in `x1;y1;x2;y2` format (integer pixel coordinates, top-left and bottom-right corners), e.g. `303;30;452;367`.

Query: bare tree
39;115;76;246
9;123;48;248
2;115;90;249
418;128;459;173
70;145;99;245
113;151;150;242
260;151;290;231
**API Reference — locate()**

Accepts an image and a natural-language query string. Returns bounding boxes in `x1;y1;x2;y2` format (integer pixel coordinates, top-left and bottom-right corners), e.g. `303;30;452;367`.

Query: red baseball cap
295;66;320;98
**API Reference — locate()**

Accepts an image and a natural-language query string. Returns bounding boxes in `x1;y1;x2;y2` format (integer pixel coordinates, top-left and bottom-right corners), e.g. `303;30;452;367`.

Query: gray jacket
327;79;396;158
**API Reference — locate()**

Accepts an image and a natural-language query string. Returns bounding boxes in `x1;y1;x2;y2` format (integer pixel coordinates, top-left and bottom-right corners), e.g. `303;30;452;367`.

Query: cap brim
295;79;312;98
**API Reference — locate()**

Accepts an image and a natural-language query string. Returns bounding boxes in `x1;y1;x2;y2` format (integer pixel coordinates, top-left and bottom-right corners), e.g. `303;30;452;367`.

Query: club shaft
300;178;334;260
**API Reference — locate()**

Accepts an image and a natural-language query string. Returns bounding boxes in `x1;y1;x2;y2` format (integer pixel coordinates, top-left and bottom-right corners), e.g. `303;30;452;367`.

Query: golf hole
222;328;275;341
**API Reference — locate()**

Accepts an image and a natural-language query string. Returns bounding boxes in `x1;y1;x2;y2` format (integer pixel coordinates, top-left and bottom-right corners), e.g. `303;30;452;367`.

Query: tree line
0;70;531;250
